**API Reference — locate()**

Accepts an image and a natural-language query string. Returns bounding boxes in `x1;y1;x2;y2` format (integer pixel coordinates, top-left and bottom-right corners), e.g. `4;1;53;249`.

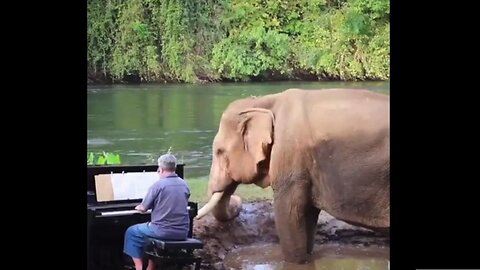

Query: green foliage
87;0;119;77
211;26;291;80
87;0;389;82
110;0;161;81
292;0;389;80
87;152;122;165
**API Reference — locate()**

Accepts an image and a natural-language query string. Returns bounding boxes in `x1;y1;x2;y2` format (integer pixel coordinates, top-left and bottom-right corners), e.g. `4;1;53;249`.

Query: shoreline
87;73;388;86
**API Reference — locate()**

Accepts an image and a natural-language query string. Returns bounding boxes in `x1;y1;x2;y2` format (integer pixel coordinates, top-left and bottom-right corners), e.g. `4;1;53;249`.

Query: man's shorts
123;222;158;258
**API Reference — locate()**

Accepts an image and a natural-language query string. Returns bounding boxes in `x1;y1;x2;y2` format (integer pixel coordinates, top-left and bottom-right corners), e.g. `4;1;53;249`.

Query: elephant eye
216;148;224;155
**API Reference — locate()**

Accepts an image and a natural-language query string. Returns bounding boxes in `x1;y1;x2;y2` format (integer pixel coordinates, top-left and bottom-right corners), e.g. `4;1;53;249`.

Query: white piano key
98;206;191;217
99;209;152;217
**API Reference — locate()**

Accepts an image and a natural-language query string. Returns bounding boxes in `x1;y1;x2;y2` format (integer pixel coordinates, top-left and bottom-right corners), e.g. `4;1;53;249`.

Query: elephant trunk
196;183;242;221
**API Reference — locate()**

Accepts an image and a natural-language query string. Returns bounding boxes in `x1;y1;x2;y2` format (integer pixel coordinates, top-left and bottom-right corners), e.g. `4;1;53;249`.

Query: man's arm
136;184;160;212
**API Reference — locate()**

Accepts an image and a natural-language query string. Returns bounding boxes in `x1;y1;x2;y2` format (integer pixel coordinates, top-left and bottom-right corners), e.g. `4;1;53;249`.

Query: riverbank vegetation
88;0;389;84
186;176;273;205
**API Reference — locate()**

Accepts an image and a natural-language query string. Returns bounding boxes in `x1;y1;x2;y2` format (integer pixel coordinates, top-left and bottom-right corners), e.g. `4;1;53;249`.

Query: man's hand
135;204;146;212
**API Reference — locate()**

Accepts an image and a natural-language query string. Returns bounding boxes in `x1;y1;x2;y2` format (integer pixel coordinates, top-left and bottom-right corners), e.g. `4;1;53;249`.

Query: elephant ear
238;108;275;165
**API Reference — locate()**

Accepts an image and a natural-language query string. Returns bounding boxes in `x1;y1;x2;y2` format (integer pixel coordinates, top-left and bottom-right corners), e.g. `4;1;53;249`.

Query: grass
185;176;273;206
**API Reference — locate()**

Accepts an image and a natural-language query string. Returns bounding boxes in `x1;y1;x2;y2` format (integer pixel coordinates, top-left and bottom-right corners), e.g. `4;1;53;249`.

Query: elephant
195;88;389;264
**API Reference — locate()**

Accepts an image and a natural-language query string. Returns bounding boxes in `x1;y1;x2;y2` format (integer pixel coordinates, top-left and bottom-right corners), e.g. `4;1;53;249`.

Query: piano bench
142;237;203;270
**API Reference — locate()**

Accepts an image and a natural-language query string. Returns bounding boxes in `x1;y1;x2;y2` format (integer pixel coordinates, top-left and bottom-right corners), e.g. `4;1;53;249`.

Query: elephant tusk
195;191;224;219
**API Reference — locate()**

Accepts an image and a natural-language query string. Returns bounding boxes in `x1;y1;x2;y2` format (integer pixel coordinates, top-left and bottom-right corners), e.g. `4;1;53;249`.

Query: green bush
87;0;389;83
87;152;122;165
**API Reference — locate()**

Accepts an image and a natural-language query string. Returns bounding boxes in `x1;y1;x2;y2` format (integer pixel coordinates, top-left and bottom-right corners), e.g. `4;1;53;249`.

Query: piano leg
88;225;135;270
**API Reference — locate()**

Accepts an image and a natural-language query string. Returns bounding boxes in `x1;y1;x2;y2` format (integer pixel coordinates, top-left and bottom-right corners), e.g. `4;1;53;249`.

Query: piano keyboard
99;209;152;217
98;206;191;217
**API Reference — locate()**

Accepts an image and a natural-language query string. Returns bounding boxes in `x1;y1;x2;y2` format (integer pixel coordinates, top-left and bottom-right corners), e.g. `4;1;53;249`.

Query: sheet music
110;172;159;200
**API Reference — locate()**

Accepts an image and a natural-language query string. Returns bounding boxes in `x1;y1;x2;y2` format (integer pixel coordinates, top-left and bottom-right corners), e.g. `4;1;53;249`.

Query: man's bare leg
147;259;156;270
132;257;143;270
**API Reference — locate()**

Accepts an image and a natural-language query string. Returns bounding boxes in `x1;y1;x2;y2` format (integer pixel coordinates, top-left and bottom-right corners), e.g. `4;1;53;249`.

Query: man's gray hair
158;153;177;171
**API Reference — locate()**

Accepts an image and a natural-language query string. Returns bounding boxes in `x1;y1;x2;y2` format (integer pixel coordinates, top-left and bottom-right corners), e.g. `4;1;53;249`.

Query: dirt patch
193;200;389;269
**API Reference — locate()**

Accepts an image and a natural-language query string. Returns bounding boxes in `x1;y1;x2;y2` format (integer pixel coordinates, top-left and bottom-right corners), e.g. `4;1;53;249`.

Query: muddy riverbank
192;200;389;269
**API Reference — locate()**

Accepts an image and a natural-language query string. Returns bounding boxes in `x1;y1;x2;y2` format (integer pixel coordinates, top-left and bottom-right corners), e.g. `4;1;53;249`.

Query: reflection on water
87;81;389;178
224;243;389;270
313;257;388;270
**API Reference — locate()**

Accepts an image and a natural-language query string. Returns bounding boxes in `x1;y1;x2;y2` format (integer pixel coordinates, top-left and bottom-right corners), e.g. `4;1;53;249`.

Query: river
87;81;389;178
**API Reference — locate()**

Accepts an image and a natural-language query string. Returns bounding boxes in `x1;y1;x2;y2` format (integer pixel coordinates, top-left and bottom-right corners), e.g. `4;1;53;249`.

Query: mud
192;200;389;270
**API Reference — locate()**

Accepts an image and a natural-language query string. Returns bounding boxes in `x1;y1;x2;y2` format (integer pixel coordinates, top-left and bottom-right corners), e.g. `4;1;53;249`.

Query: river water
87;81;389;178
224;243;389;270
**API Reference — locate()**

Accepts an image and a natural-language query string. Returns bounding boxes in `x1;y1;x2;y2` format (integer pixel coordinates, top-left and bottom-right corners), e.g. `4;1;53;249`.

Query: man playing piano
123;153;191;270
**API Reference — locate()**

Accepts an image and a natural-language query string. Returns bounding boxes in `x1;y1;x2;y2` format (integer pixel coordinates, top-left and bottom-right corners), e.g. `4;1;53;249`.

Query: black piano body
87;164;196;270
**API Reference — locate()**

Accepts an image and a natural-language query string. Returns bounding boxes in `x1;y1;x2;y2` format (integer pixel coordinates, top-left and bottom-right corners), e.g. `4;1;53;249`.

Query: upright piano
87;164;197;270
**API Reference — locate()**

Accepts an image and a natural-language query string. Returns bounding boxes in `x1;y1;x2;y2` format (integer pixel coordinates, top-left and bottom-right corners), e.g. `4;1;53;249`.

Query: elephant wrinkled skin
196;88;389;264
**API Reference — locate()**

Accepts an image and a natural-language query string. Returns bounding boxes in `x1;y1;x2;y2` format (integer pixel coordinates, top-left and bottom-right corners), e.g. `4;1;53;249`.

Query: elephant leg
306;207;320;254
273;183;310;264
